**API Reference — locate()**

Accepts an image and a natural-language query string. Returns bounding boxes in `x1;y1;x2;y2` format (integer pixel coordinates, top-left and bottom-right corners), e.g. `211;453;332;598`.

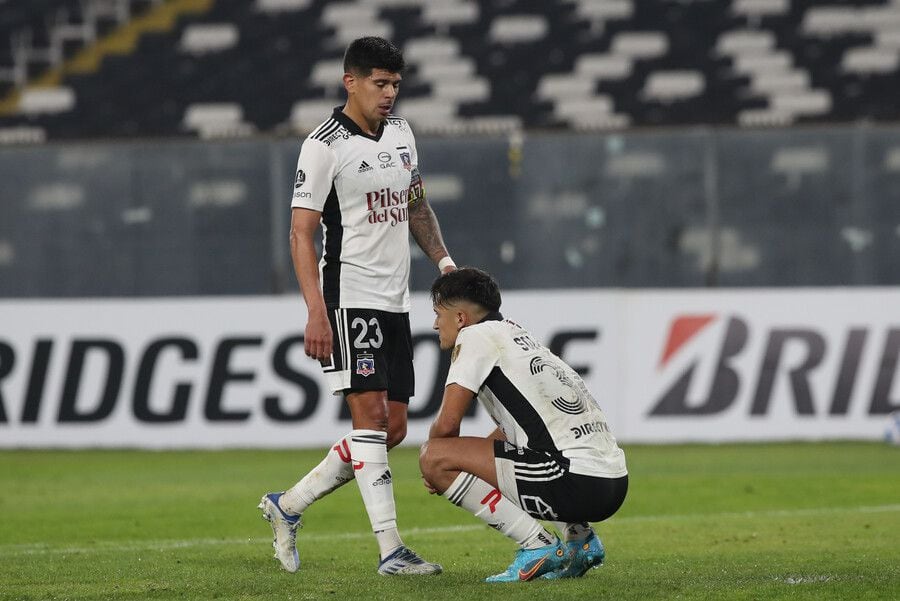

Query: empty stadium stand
1;0;900;140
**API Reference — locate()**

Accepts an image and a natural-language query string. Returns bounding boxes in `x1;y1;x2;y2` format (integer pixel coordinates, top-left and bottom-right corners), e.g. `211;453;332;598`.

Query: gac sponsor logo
377;151;395;168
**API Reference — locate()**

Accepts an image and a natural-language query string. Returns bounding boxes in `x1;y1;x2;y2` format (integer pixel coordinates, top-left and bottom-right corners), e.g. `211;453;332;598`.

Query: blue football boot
541;531;605;579
485;540;567;582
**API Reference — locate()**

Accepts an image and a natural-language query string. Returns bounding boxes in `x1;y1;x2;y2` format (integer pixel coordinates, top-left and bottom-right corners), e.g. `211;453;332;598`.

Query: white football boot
258;492;302;572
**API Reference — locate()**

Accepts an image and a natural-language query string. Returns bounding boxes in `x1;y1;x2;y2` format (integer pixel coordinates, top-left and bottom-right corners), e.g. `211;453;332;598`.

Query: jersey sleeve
407;121;419;168
406;122;424;206
445;326;500;393
291;138;336;211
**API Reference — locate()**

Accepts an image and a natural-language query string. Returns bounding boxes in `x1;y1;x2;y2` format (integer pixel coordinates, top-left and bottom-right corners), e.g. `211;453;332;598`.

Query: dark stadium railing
0;123;898;298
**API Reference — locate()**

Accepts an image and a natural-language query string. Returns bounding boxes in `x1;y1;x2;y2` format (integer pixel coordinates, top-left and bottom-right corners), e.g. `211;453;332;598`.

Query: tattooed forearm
409;199;450;265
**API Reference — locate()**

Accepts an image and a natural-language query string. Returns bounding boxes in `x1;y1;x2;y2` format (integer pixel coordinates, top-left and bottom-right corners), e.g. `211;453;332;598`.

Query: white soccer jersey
446;315;628;479
291;108;421;312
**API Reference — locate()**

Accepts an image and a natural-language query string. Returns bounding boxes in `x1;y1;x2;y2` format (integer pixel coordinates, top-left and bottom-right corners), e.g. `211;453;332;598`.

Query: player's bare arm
428;383;476;439
422;381;498;494
408;188;453;272
289;207;332;362
422;387;505;494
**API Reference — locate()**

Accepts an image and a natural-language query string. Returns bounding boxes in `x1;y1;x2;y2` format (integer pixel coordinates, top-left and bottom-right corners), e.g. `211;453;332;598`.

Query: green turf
0;442;897;600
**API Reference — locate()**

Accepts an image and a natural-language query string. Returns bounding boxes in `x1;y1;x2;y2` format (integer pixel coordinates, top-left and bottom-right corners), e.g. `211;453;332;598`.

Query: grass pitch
0;442;897;601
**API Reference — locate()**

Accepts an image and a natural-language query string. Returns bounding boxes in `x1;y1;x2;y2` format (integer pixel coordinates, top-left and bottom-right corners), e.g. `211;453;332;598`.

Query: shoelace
399;548;422;564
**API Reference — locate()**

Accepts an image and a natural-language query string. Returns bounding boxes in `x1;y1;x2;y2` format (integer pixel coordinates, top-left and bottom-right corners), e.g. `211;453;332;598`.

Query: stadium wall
1;288;896;448
2;125;900;298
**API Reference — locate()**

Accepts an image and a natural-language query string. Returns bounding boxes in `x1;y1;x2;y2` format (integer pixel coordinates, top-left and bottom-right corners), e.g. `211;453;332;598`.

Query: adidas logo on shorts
372;469;392;486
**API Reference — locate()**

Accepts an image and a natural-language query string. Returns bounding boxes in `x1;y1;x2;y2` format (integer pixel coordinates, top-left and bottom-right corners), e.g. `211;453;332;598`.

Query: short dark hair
343;37;405;76
431;267;502;312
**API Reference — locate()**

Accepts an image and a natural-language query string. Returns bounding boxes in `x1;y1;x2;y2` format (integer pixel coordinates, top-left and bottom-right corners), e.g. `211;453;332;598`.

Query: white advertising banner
0;289;897;448
622;289;900;442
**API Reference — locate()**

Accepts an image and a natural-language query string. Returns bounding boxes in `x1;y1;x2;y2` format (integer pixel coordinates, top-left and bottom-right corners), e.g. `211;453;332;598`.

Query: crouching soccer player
419;268;628;582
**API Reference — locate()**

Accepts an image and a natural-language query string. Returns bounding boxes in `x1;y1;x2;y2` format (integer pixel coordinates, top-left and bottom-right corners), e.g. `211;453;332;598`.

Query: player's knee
418;439;450;479
347;399;389;432
418;440;434;477
386;423;406;449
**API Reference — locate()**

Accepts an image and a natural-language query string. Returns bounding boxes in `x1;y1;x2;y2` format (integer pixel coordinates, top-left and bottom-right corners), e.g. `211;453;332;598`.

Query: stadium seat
309;58;344;92
573;0;633;30
737;108;793;127
415;59;476;80
403;37;461;61
731;0;788;20
182;102;255;138
393;97;457;129
769;90;832;118
488;15;548;44
0;125;47;143
537;73;598;100
430;78;489;102
716;30;776;56
179;23;240;55
574;53;632;80
749;71;810;95
801;7;861;37
842;47;900;75
642;71;705;102
254;0;312;12
289;98;340;132
18;86;75;114
422;2;479;30
611;31;668;59
321;2;393;46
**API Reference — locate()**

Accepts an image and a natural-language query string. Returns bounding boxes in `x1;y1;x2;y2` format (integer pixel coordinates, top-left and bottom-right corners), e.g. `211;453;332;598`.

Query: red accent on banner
660;315;716;367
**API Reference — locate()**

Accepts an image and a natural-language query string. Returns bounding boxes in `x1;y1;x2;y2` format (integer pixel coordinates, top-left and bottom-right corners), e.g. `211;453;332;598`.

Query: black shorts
321;308;414;403
493;440;628;523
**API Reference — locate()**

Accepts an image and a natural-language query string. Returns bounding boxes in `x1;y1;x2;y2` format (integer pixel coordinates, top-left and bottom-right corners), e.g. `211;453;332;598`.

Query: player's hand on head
437;256;456;274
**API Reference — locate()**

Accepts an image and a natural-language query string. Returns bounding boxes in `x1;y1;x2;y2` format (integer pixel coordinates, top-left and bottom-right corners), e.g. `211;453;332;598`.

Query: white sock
551;521;593;542
444;472;557;550
350;429;403;559
279;435;355;516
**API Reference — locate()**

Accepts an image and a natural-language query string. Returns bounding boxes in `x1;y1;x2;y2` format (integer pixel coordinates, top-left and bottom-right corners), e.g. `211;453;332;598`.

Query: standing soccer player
258;37;455;575
419;268;628;582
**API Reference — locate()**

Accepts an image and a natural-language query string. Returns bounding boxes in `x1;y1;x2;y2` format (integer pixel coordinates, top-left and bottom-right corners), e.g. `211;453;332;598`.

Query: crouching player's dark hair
430;267;502;312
